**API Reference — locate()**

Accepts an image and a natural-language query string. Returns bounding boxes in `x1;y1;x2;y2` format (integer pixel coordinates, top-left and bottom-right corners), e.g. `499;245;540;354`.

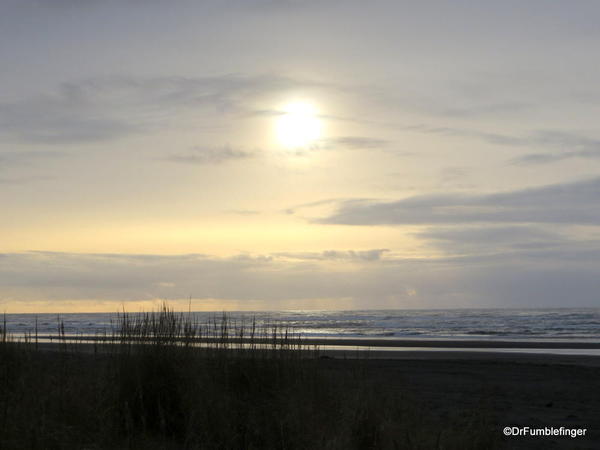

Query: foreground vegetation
0;306;497;449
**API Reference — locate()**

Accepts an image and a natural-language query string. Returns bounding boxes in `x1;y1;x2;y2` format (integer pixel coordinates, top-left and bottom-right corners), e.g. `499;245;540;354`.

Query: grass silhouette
0;304;497;449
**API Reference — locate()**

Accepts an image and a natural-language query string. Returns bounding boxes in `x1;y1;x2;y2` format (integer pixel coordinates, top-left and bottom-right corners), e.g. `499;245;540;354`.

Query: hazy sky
2;0;600;312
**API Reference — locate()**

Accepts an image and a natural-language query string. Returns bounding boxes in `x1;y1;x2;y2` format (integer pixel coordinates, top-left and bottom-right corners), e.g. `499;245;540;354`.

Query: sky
1;0;600;312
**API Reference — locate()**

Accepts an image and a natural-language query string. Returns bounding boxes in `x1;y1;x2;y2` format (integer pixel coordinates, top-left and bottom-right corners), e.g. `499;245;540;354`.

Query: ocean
3;308;600;342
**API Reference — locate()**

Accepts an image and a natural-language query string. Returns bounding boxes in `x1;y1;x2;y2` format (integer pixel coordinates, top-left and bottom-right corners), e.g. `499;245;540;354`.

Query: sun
275;101;322;148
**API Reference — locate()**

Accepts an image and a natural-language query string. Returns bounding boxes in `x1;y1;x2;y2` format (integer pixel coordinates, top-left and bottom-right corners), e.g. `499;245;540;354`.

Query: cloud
436;167;474;189
0;250;403;304
0;74;329;144
512;153;567;165
435;101;532;119
317;177;600;226
6;73;542;150
274;249;389;262
362;80;536;123
1;248;599;309
415;225;567;254
318;136;388;150
165;146;252;165
401;123;530;148
282;198;346;216
512;149;600;165
0;90;136;143
510;131;600;165
8;73;587;157
404;125;600;166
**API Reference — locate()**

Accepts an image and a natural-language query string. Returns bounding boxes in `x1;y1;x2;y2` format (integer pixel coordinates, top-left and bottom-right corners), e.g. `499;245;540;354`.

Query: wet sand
35;335;600;360
308;337;600;349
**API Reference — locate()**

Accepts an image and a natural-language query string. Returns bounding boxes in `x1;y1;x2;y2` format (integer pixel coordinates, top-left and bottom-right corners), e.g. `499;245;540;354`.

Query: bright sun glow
276;102;322;148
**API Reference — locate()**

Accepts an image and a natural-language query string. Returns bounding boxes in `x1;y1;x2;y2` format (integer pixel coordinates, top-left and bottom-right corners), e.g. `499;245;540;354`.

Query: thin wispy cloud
510;131;600;165
165;146;253;165
0;75;332;144
401;126;600;167
319;136;389;150
511;150;600;166
274;249;389;262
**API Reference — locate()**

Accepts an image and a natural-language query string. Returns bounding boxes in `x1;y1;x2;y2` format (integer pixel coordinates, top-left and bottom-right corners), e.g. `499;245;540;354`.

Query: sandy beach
329;353;600;449
26;338;600;449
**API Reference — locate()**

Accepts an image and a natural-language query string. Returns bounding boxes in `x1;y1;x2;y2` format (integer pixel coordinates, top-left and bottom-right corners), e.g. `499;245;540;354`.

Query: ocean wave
3;308;600;341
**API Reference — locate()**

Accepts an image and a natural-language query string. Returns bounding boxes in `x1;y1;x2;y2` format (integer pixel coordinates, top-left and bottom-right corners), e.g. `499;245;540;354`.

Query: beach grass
0;305;498;449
